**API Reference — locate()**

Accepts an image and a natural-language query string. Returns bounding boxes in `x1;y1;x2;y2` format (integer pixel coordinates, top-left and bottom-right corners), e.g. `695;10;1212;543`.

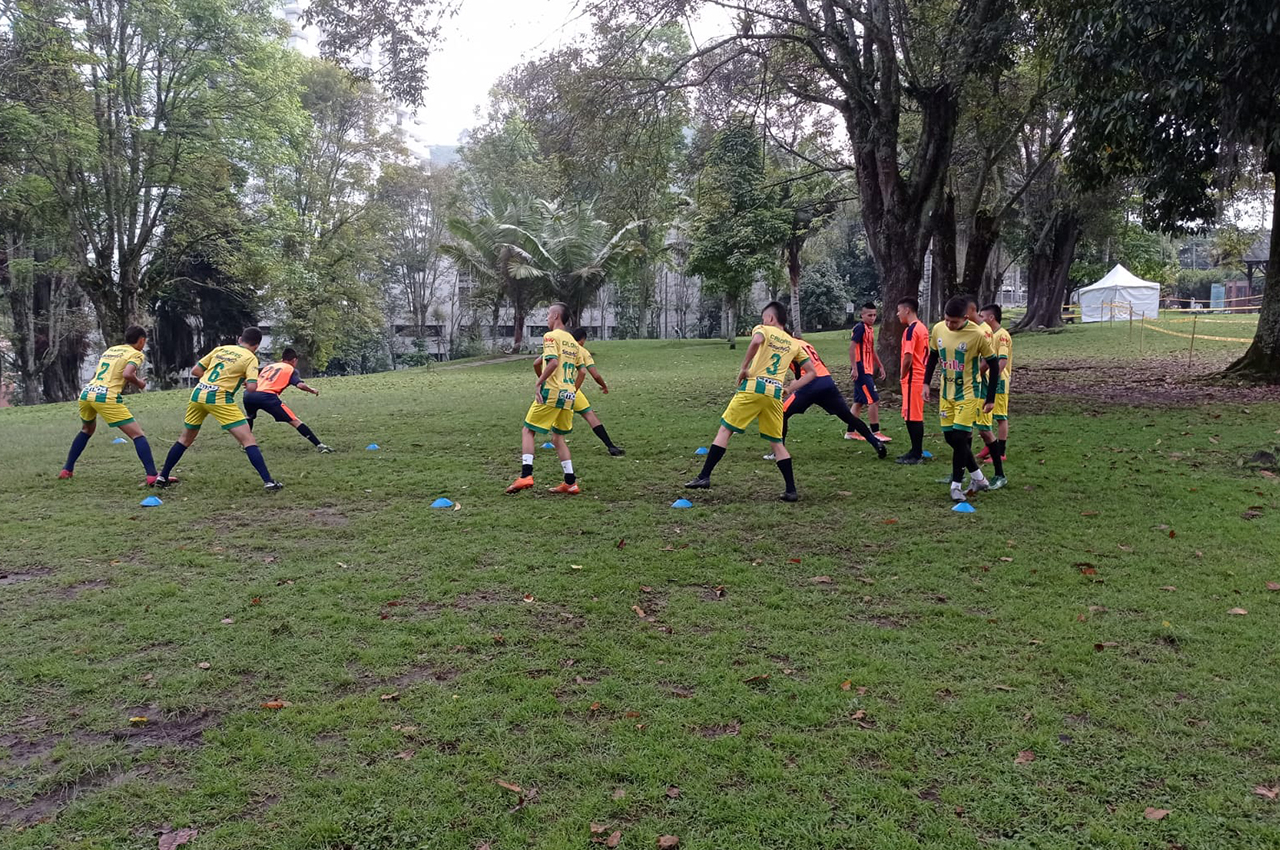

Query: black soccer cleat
895;453;924;465
684;476;711;489
608;446;626;456
779;490;800;502
874;441;888;460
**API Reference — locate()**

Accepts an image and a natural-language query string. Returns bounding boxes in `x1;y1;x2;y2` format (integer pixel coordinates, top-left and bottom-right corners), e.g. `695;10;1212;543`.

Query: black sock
161;442;187;478
869;421;880;434
962;435;979;473
297;423;321;446
907;420;924;456
698;444;726;479
997;438;1007;458
781;414;791;444
565;471;576;485
776;456;796;492
946;430;964;482
521;463;533;477
591;423;616;449
991;444;1005;477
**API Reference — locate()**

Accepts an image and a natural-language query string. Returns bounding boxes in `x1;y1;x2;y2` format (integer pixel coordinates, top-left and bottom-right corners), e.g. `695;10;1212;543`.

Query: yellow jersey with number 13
740;324;809;400
539;328;582;407
191;345;259;405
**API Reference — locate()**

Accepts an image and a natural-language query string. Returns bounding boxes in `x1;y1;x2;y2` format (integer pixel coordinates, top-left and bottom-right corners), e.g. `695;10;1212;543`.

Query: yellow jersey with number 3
81;344;145;403
191;345;259;405
740;324;809;400
929;321;996;402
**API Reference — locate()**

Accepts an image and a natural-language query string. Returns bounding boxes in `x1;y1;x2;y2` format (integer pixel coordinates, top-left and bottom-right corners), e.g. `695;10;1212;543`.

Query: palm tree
501;200;646;329
439;191;540;350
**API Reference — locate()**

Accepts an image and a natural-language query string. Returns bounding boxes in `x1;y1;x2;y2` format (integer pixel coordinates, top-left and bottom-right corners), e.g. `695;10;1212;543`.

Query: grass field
3;322;1280;849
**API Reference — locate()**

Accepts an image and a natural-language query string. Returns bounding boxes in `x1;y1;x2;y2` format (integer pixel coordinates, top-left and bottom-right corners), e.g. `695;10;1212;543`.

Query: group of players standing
510;295;1012;504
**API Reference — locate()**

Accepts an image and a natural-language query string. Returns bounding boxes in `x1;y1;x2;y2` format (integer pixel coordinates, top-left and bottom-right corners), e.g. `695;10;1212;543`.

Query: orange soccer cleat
546;482;581;495
505;475;535;494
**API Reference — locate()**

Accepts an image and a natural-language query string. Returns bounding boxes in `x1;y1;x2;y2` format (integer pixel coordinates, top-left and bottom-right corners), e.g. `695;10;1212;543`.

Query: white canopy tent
1076;264;1160;323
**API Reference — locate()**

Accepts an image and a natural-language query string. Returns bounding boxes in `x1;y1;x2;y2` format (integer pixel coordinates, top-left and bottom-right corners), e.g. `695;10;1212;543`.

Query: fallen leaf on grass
1080;511;1099;516
1253;785;1279;800
1014;750;1035;765
840;680;852;691
129;716;148;726
631;605;646;618
589;702;601;712
993;685;1015;692
1228;608;1248;616
624;711;641;718
1079;566;1098;576
1261;470;1278;479
1094;642;1120;651
665;785;681;798
250;596;262;605
1088;606;1108;613
617;539;626;549
395;749;414;760
197;662;210;670
639;585;653;592
999;556;1014;563
809;575;832;584
611;788;626;800
158;828;198;850
743;673;770;684
883;518;899;525
788;558;802;564
657;837;679;849
495;780;523;794
380;692;399;702
1143;807;1171;820
570;564;584;570
837;490;853;496
391;724;417;733
1267;582;1280;591
711;585;726;598
492;633;505;644
220;617;234;625
1160;586;1177;592
261;700;292;710
1242;510;1263;520
591;824;607;835
522;594;535;603
607;831;622;848
857;577;875;585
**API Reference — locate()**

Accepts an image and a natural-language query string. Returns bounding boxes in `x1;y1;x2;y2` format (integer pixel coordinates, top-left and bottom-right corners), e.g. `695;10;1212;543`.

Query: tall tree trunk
725;293;737;349
961;209;1000;297
1225;168;1280;381
512;292;525;351
786;238;803;337
1016;209;1081;330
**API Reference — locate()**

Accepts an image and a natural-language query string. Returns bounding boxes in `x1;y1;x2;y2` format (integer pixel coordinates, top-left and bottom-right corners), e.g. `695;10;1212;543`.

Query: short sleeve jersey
540;329;582;397
976;321;995;392
256;362;301;395
193;345;259;404
993;327;1013;392
851;322;876;373
900;320;929;380
792;341;831;378
929;320;996;402
577;344;596;371
741;324;809;399
82;344;145;403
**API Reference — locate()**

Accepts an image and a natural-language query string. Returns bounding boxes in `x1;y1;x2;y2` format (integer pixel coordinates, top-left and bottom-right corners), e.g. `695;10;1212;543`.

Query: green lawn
2;324;1279;849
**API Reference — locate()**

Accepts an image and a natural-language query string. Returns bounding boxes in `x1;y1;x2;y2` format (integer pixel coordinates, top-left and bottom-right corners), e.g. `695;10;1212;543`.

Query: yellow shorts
78;399;135;428
184;401;248;431
940;398;983;432
975;402;994;432
524;401;574;435
993;392;1009;421
573;390;592;415
720;391;784;443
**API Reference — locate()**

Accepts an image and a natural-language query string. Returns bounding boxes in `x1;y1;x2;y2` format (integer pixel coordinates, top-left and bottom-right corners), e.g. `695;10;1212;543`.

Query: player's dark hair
570;327;588;343
897;297;919;313
124;325;147;344
282;347;298;361
963;293;979;308
240;326;263;346
763;300;788;327
944;296;969;318
861;302;877;312
981;303;1003;323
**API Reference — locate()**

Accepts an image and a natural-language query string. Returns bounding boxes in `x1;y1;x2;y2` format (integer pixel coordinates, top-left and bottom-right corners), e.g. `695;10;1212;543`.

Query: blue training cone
366;443;380;451
430;498;454;509
952;502;976;513
671;498;693;509
140;496;163;507
694;447;709;456
112;437;127;444
921;450;933;459
541;442;555;449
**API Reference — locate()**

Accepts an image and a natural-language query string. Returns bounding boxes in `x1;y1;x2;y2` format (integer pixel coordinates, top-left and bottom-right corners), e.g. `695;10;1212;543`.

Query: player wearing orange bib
59;325;159;484
244;348;332;453
846;302;890;442
896;297;929;464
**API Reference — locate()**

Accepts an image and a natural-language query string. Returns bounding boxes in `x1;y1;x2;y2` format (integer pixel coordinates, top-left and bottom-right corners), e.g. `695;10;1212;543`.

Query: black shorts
783;377;851;419
244;391;296;423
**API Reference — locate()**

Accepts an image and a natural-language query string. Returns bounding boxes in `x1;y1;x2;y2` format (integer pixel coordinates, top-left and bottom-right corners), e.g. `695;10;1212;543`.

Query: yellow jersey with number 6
739;324;809;400
191;345;259;405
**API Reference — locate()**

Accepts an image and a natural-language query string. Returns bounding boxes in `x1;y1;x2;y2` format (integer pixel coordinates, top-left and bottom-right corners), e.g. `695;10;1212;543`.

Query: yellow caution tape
1141;322;1254;343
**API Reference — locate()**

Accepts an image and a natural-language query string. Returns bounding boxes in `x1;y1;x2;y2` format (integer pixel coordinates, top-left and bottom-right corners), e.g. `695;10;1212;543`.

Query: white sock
971;468;987;483
521;454;533;466
561;459;574;475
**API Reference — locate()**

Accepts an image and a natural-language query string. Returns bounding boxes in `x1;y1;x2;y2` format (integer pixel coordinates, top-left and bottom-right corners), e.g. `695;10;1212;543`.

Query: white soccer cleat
762;452;776;461
950;482;967;502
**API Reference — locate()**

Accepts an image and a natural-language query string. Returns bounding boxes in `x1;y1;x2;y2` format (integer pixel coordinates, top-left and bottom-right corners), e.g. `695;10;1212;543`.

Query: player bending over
923;297;1001;502
762;336;885;461
976;303;1012;478
531;328;624;456
60;325;159;485
508;303;584;495
244;348;333;453
685;301;818;502
154;327;283;491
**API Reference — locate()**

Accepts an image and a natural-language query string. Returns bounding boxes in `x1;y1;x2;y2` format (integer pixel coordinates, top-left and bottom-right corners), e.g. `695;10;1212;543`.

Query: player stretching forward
244;348;333;453
531;328;624;456
762;336;885;460
846;302;891;443
923;297;1001;501
895;298;930;464
59;325;159;484
685;301;817;502
154;327;282;491
964;297;1007;487
976;304;1011;481
507;303;583;495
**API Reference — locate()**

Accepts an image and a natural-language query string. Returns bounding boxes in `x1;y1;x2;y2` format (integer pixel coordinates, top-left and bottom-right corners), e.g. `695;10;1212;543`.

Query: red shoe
58;469;73;480
981;455;1007;464
505;475;534;494
547;482;581;495
873;432;892;443
844;432;866;441
976;446;990;461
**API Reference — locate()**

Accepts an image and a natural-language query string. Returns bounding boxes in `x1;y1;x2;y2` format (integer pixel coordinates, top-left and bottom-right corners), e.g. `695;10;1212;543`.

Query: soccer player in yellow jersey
530;327;624;456
964;296;1006;486
685;301;818;502
154;327;282;491
59;325;159;484
978;303;1012;489
507;303;585;495
924;297;1002;502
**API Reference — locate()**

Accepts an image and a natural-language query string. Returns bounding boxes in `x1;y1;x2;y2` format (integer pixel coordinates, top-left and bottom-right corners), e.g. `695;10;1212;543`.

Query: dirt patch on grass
696;722;740;739
0;765;146;825
1017;356;1280;407
0;568;53;586
303;507;350;528
851;613;910;630
454;589;518;609
59;579;111;598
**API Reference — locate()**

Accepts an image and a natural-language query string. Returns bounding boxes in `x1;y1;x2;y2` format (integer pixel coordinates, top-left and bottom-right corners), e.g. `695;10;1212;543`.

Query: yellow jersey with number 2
739;325;809;400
